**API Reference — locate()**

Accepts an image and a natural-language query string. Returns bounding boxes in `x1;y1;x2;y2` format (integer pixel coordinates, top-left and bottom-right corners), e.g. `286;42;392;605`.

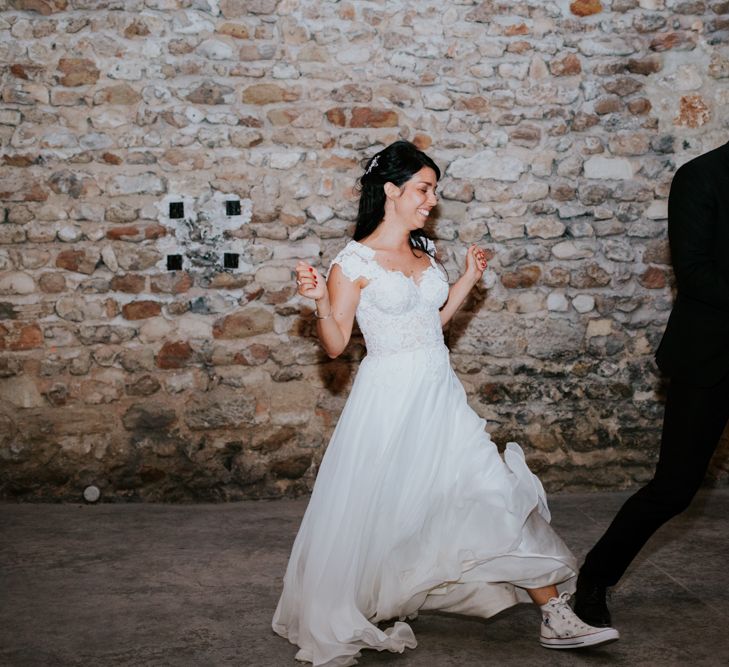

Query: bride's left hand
464;244;488;284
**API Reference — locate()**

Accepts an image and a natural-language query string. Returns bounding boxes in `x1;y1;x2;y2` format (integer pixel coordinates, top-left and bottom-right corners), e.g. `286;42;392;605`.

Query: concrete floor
1;489;728;667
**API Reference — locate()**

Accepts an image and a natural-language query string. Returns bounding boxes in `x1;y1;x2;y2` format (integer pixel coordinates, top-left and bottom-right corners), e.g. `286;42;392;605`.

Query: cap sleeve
328;241;376;283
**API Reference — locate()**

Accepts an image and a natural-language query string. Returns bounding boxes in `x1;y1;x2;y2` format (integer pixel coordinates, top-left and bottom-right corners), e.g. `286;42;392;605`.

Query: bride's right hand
295;261;327;301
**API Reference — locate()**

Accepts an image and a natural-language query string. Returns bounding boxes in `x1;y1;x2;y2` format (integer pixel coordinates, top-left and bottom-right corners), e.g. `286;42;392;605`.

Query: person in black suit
574;139;729;627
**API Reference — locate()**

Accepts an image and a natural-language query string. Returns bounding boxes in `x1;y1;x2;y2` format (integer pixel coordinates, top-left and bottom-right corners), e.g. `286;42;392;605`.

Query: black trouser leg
581;373;729;587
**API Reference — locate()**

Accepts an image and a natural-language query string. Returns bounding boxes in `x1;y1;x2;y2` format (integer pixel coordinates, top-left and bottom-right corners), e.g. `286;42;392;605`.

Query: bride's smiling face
387;166;438;230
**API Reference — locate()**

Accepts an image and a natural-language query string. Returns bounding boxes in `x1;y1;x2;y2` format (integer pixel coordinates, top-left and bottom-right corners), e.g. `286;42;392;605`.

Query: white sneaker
540;592;619;649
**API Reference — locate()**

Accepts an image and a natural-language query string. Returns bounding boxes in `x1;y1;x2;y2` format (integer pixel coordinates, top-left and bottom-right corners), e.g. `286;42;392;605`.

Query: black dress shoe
574;573;612;628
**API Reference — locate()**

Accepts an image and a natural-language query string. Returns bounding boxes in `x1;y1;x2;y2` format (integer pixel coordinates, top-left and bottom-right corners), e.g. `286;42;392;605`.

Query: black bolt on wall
169;202;184;218
223;253;239;269
225;200;241;216
166;254;183;271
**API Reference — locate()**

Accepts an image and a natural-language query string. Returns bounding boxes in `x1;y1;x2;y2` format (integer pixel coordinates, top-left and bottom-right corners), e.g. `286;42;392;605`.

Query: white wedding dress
272;240;577;666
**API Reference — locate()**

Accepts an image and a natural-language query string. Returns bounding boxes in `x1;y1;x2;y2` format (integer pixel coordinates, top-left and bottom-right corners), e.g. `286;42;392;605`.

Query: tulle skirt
272;345;577;666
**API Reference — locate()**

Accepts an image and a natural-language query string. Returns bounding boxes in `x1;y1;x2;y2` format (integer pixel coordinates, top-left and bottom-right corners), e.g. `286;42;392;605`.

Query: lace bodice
329;240;449;357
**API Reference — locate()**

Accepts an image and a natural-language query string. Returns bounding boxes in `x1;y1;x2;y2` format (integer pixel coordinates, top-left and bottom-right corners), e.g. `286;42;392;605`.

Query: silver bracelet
314;309;332;320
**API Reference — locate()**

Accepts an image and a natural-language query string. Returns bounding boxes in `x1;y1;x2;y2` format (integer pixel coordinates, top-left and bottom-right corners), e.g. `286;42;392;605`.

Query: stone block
570;0;603;15
230;129;263;148
122;403;177;430
487;221;525;241
0;173;48;202
627;98;652;115
198;39;235;60
94;84;142;105
603;240;635;262
242;83;299;105
560;204;591;220
269;152;302;169
8;0;68;14
501;265;541;289
709;53;729;79
125;374;161;397
639;266;667;289
106;224;166;242
3;82;49;105
594;95;623;115
24;407;110;441
268;379;318;426
572;111;600;131
39;273;66;293
586;319;613;338
217;22;250;39
337;46;372;65
55;249;100;275
138;318;174;343
0;322;43;350
233;343;271;366
105;203;138;223
627;57;662;75
527;317;584;360
270;454;312;479
0;224;26;245
571;263;611;288
603;77;643;97
113;245;160;271
79;375;124;405
122;301;162;320
255;266;293;283
111;274;146;294
107;173;166;196
55;296;107;322
441;180;474;203
350;107;398;128
578;37;635;56
572;294;595;313
150;273;193;294
0;110;22;126
550;53;582;77
552;241;596;260
674;94;710;128
213;308;274;339
0;356;23;378
0;270;35;295
423;92;453;111
156;341;193;369
457;220;487;244
584;156;634;180
57;57;99;86
526;219;566;239
448;151;526;182
643;239;671;264
650;31;696;52
547;292;569;312
184;391;257;430
48;170;100;199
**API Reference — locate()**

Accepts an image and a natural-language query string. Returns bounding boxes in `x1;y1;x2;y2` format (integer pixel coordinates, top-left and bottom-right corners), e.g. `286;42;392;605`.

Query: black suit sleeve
667;163;729;313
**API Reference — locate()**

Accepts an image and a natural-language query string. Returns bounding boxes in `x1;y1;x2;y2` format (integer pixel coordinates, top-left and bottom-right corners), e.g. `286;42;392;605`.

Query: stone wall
1;0;728;501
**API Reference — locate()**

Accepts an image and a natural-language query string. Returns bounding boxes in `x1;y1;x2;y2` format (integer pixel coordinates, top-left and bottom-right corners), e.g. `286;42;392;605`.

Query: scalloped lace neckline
351;240;437;287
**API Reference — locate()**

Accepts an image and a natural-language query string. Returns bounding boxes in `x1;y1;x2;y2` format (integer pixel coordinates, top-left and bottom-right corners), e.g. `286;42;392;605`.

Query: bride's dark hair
354;140;441;258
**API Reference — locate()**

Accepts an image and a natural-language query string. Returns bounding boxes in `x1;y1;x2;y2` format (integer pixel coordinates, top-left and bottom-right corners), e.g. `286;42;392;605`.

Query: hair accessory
365;155;379;175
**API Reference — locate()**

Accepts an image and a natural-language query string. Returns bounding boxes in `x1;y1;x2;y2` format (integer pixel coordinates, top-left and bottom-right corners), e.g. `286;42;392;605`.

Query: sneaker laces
544;592;595;633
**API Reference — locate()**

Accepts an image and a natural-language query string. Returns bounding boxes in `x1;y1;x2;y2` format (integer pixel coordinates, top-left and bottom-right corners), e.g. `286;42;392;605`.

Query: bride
272;140;618;666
